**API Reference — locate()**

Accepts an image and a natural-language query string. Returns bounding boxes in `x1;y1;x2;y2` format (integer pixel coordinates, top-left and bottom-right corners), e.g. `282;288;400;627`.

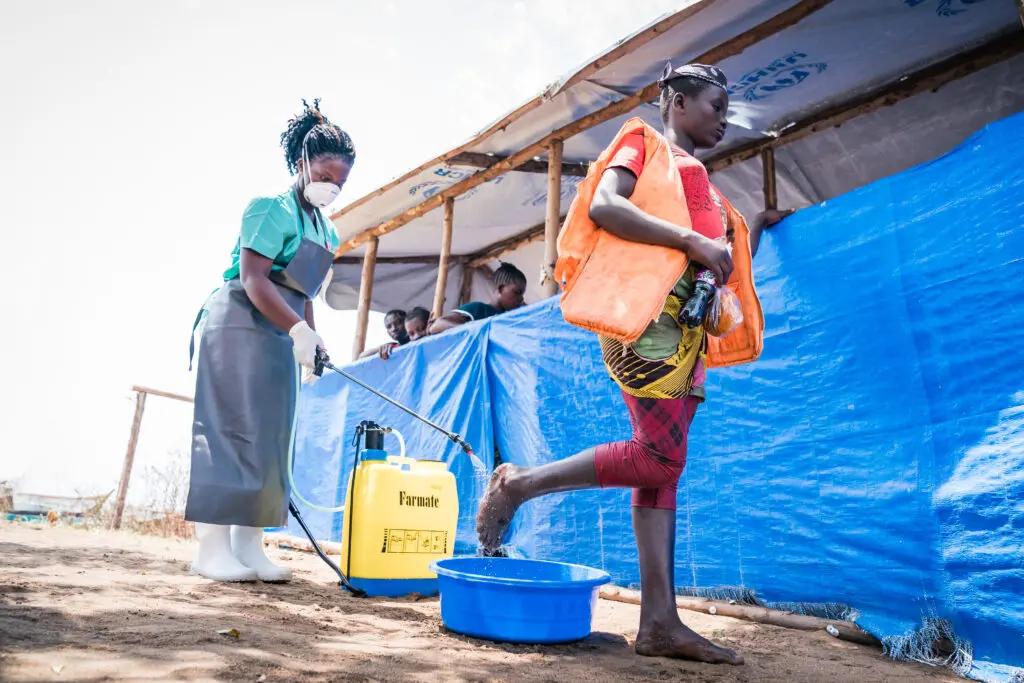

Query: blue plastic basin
430;557;611;644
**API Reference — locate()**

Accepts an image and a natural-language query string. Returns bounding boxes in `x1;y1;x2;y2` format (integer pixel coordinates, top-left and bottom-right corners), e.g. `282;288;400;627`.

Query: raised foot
475;463;522;555
635;627;744;665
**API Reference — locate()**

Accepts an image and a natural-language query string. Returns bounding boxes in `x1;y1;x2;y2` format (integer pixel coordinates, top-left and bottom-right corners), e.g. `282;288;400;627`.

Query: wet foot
476;464;523;555
635;623;744;665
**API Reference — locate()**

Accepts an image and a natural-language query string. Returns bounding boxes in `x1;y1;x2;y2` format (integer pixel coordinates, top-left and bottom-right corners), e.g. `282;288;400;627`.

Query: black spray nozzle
314;347;330;377
450;433;474;457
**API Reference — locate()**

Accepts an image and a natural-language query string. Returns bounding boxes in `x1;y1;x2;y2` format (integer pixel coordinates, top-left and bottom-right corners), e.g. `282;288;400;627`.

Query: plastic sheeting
293;112;1024;678
324;0;1023;315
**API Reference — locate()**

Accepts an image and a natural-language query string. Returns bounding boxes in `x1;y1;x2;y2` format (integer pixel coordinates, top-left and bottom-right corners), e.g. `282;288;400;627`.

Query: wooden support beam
351;237;379;361
705;30;1024;173
541;140;564;297
600;586;881;648
761;147;777;211
111;391;147;530
130;386;193;404
466;221;547;269
458;265;475;307
334;254;455;266
328;0;718;224
432;198;455;320
333;0;836;256
1019;0;1023;28
448;151;590;177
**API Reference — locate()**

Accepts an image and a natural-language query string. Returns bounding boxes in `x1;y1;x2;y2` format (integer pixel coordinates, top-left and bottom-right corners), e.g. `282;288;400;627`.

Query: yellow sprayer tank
340;454;458;597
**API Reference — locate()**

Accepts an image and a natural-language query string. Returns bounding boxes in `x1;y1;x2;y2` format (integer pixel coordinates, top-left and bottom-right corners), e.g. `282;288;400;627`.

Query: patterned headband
658;62;728;90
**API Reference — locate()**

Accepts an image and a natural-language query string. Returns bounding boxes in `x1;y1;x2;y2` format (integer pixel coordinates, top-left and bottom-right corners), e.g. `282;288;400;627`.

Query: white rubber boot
190;523;258;582
231;526;292;583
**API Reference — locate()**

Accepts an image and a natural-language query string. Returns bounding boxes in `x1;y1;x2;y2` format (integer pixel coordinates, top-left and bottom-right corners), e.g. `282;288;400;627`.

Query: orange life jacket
556;117;763;369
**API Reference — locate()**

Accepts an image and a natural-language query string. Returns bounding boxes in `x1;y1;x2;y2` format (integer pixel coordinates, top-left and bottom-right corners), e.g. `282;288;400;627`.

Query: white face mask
300;133;341;208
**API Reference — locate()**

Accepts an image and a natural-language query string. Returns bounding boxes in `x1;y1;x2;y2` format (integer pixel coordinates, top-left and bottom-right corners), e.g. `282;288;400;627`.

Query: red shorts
594;391;699;510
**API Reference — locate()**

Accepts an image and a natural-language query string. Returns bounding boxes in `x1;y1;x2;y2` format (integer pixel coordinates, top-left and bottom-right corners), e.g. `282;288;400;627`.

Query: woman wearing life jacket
477;64;790;664
184;100;353;583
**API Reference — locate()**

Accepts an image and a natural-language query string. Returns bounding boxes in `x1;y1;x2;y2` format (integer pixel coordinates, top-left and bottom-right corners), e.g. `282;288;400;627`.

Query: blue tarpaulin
291;112;1024;679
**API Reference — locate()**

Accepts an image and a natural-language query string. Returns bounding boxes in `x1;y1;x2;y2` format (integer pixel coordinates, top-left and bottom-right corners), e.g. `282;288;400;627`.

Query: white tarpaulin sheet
325;0;1023;314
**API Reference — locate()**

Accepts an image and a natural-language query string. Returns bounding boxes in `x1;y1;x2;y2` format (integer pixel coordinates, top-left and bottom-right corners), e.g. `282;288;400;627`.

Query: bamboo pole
458;265;475;307
328;0;718;224
761;147;778;211
130;385;193;404
351;237;379;361
333;0;836;256
432;198;455;320
599;586;880;648
111;391;147;530
541;140;563;297
334;255;460;266
448;151;589;177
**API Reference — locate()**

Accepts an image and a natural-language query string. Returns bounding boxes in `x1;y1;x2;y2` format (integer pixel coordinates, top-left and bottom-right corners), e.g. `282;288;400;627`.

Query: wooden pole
448;151;589;177
599;586;880;648
130;385;193;404
761;147;778;211
351;237;379;361
457;265;475;307
333;0;836;256
1018;0;1023;27
541;140;563;298
111;391;147;530
432;197;455;320
334;254;458;266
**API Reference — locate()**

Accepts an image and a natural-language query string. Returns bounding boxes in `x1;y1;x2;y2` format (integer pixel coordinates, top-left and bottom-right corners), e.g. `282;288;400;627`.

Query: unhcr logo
728;51;827;103
904;0;989;18
398;491;440;508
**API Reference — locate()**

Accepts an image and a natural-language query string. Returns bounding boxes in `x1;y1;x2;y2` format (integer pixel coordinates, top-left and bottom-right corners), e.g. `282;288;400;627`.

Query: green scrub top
222;189;339;282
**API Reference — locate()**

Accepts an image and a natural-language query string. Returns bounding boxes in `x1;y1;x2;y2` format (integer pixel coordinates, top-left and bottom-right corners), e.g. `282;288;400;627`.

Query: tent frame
337;1;1024;359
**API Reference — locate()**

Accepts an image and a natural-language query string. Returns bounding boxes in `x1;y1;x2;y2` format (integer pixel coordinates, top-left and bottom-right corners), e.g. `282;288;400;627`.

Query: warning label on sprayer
381;529;448;554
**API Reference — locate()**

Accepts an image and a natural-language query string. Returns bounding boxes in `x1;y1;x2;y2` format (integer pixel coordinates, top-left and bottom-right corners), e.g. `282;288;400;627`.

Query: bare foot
476;464;522;554
635;623;744;665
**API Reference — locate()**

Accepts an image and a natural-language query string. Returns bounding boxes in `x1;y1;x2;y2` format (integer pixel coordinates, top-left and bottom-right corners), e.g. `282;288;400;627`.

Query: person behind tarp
477;63;791;664
359;309;410;360
184;99;354;583
404;306;432;341
427;262;527;334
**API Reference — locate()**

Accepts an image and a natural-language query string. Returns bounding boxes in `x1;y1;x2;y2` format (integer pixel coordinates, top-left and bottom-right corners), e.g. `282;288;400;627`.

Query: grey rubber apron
185;193;334;527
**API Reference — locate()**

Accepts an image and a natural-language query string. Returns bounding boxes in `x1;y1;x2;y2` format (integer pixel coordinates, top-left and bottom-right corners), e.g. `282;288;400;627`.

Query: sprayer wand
314;348;475;457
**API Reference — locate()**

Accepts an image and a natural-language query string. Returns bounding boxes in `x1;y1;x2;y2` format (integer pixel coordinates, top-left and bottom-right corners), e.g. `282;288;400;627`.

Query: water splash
462;448;490;496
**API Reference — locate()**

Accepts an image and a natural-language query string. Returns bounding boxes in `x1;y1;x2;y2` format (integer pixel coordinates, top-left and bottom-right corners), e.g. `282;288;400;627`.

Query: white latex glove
289;321;324;370
301;366;318;386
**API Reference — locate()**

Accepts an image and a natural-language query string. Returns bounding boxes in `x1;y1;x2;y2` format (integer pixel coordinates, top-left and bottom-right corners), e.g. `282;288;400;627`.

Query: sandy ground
0;522;961;683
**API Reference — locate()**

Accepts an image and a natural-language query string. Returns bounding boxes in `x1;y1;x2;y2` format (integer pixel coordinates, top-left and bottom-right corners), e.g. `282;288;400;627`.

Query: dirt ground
0;522;961;683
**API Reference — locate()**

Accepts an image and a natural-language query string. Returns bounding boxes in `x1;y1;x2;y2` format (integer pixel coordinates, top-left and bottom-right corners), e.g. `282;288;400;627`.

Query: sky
0;0;688;502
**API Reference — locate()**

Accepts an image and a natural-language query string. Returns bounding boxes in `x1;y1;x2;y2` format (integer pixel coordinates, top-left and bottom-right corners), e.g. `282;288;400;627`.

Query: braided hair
279;98;356;176
493;262;527;289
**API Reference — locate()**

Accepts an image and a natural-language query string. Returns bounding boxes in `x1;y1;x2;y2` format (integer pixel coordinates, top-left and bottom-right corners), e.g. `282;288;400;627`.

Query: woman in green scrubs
185;100;353;582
